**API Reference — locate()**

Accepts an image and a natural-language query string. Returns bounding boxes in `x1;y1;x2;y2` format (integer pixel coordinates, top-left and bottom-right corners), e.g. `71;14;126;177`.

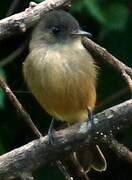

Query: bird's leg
48;117;55;145
48;118;72;180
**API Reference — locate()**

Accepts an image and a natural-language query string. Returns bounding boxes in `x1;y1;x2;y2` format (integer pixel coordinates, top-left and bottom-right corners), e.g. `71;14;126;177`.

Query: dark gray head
30;10;91;49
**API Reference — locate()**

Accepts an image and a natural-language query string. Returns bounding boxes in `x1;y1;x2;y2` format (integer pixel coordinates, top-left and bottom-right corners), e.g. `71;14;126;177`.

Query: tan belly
23;44;97;123
33;76;96;122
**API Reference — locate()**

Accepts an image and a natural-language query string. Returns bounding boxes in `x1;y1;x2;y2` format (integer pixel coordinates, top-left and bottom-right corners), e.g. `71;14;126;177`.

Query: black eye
52;26;61;34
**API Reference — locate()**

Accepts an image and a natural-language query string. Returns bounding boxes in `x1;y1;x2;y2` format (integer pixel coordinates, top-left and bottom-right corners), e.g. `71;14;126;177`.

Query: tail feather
76;144;107;172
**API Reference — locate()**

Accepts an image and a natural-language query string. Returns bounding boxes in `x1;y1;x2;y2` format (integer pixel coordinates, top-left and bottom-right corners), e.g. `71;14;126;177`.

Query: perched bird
23;10;106;172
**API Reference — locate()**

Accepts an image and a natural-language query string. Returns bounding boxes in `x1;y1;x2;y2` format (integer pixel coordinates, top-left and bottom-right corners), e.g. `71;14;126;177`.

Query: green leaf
103;3;129;30
84;0;105;24
70;0;84;13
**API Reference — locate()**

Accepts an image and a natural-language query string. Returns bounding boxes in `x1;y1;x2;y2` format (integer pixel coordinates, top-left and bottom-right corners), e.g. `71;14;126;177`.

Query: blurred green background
0;0;132;179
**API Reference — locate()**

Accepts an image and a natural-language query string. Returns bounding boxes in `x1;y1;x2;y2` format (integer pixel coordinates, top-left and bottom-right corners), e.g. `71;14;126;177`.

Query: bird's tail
76;144;107;172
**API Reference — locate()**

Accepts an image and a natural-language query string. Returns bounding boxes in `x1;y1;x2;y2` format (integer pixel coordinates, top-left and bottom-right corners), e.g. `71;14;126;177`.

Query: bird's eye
52;26;61;34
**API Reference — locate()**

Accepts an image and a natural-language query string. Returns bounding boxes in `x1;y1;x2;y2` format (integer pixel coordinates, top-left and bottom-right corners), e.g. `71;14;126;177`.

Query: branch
0;99;131;180
105;138;132;163
82;37;132;92
0;78;42;138
0;0;71;40
6;0;21;17
96;87;129;110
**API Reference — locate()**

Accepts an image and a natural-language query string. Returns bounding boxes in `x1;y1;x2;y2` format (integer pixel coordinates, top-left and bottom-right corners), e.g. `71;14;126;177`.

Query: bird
23;9;107;172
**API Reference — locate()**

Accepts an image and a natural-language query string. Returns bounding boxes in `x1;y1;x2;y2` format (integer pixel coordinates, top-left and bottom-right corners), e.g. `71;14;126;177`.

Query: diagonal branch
105;138;132;163
82;37;132;92
0;78;42;138
0;99;131;180
0;0;72;40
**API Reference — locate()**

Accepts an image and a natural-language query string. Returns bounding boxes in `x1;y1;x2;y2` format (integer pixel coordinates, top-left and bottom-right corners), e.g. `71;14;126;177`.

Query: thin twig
0;78;42;138
56;160;73;180
82;37;132;92
62;154;90;180
96;87;129;110
6;0;21;17
104;138;132;163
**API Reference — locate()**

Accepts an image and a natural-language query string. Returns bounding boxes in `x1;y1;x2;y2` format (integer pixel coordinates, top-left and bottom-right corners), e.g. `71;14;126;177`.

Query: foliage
71;0;129;31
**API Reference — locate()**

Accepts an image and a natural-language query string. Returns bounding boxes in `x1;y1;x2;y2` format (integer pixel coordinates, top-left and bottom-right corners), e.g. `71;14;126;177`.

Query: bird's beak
71;30;92;37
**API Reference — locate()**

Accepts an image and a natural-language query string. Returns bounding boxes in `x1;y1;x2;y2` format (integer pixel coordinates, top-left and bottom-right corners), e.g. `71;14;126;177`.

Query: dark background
0;0;132;179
